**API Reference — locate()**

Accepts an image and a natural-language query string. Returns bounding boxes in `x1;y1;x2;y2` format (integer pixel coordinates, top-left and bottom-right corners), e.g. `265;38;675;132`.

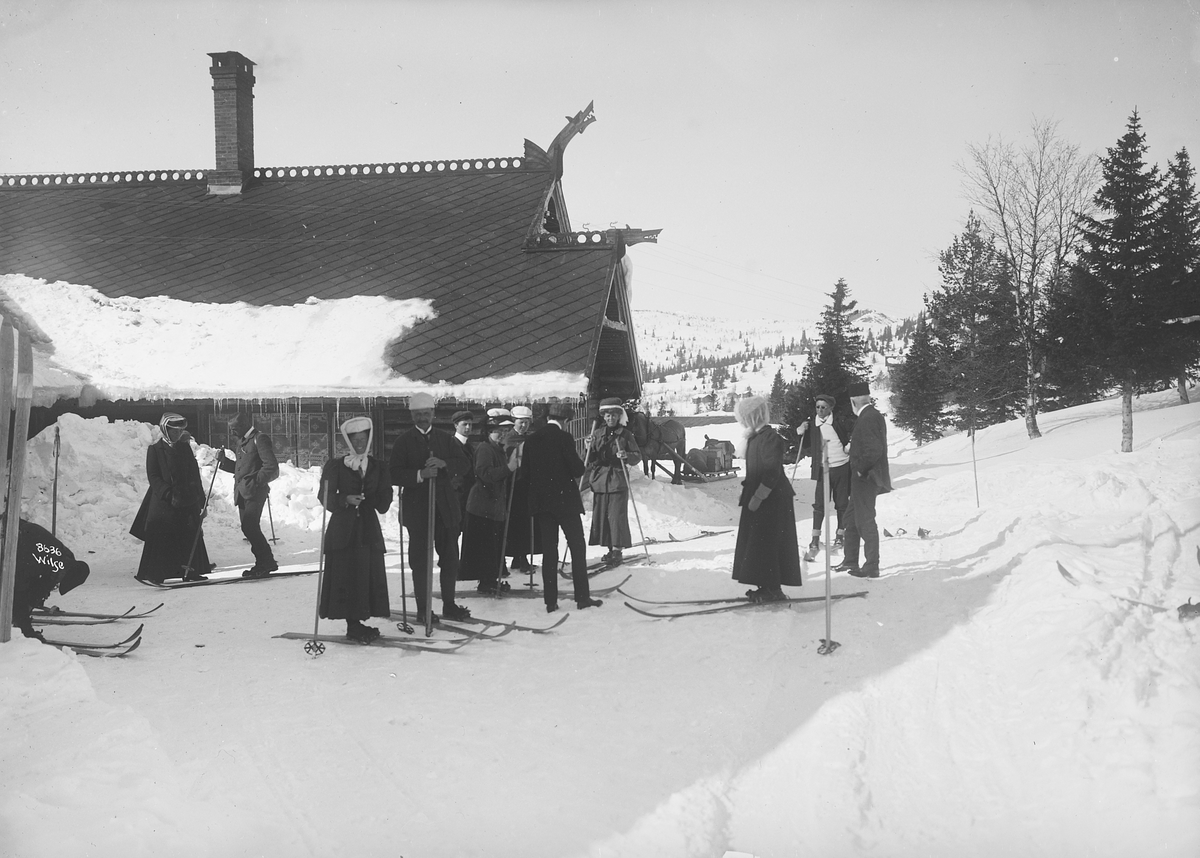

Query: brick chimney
207;51;256;195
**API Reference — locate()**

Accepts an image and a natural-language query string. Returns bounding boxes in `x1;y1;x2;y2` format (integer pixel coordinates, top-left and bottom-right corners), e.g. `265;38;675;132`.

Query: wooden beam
0;327;31;643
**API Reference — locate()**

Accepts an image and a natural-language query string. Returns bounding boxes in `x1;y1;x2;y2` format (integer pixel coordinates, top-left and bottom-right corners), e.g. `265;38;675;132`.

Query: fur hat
58;560;90;596
547;402;573;420
848;381;871;398
409;392;436;411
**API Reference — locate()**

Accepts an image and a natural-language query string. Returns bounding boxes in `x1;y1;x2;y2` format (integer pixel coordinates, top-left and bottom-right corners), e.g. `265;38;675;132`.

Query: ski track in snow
3;392;1199;857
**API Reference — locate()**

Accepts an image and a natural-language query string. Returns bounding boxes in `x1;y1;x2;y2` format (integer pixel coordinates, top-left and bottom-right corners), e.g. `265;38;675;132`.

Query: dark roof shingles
0;165;619;383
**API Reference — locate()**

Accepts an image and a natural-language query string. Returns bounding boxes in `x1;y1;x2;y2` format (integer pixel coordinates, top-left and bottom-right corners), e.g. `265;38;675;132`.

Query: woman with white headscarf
731;395;803;602
318;416;394;643
131;412;211;583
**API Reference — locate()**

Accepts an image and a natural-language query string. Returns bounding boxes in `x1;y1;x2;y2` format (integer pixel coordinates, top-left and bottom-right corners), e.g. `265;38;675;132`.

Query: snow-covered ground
3;389;1198;857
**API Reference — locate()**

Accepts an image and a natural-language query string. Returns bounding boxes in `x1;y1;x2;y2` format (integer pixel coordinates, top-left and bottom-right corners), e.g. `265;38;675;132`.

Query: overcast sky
2;0;1197;322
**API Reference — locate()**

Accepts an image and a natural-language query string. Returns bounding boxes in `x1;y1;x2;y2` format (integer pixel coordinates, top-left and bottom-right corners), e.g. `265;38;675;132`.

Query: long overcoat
466;440;512;521
586;425;642;493
524;422;586;517
732;426;803;588
130;438;210;581
389;427;470;533
318;456;393;620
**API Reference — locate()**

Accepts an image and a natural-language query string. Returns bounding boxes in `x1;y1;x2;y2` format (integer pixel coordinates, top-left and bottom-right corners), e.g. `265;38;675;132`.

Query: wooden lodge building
0;51;656;465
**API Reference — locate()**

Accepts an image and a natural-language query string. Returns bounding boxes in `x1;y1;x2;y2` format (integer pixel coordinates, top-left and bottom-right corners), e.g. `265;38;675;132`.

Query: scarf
340;416;373;475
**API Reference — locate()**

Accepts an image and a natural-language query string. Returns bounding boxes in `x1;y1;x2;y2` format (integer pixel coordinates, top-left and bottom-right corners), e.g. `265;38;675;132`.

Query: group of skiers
10;381;890;645
319;393;643;641
729;380;891;605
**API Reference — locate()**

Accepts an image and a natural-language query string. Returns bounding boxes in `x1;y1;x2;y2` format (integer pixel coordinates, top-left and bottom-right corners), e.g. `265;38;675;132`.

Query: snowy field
2;389;1199;857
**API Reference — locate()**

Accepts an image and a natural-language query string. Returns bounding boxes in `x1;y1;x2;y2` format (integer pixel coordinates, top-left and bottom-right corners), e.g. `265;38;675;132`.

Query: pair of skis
486;573;631;601
32;602;164;625
619;588;868;618
38;624;144;657
556;530;734;580
139;566;319;589
1057;558;1200;621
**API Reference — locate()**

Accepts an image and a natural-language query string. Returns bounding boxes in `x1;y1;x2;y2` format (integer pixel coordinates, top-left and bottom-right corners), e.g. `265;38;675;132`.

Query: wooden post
1;330;33;643
0;321;14;642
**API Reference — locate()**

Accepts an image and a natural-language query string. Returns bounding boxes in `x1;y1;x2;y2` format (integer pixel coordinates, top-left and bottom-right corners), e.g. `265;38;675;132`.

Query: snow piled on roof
0;275;588;401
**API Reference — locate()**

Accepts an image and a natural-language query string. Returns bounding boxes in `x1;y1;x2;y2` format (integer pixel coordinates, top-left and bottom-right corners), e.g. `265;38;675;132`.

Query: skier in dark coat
503;405;540;575
586;398;642;567
459;414;517;594
131;413;210;583
11;519;90;641
318;416;393;643
450;410;476;538
835;381;892;578
215;412;280;577
731;395;804;601
524;402;603;612
389;392;472;623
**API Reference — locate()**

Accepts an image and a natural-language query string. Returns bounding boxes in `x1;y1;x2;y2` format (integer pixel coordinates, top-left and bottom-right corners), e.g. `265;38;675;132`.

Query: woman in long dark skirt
131;412;211;583
460;415;518;594
731;395;804;602
318;416;393;643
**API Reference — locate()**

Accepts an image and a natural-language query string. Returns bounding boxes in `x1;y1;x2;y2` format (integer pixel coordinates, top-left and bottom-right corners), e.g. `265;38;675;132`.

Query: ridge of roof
0;151;547;191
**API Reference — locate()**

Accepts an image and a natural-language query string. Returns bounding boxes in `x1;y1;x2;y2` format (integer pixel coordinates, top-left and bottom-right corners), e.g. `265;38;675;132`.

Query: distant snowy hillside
631;308;912;417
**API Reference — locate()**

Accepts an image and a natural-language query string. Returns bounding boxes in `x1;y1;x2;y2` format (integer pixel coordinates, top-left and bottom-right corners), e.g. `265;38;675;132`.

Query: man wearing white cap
389;392;472;622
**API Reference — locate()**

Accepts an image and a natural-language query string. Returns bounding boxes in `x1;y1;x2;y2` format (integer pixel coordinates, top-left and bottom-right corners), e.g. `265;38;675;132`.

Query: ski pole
497;455;517;592
51;424;60;537
396;492;413;634
618;438;652;563
182;448;221;578
790;421;806;481
425;473;437;637
267;494;278;543
306;481;330;656
818;439;840;655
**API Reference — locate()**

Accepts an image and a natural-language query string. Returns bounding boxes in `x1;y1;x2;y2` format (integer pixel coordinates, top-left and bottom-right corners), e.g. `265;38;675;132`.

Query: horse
627;411;687;485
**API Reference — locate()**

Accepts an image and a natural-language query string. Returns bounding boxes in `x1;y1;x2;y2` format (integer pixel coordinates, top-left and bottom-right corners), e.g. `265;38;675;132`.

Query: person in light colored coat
586;398;642;567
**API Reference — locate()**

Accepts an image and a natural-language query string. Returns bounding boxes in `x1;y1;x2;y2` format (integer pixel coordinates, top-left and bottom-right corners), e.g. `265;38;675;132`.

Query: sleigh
681;439;739;482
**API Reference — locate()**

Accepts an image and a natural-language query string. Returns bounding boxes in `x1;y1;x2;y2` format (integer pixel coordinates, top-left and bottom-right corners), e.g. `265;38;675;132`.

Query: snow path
3;392;1198;857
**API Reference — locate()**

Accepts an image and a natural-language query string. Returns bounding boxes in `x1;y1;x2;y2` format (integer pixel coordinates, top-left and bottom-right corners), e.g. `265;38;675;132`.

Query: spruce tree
927;213;1025;430
1154;147;1200;401
800;278;870;411
768;368;786;421
891;314;945;445
1066;110;1167;451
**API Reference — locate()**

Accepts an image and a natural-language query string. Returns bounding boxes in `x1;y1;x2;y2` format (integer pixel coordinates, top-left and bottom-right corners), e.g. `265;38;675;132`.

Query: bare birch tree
958;119;1098;438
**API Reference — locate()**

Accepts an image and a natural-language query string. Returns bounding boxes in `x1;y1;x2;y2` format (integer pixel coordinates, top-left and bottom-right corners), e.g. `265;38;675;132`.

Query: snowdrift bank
2;391;1198;857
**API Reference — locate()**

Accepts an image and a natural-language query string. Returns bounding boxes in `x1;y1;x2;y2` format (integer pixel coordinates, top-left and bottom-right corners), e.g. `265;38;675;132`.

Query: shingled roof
0;53;652;396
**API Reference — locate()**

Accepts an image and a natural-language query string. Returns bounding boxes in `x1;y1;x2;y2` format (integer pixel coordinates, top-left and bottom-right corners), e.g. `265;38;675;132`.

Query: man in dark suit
835;381;892;578
216;412;279;577
449;409;476;538
522;402;602;613
390;393;472;622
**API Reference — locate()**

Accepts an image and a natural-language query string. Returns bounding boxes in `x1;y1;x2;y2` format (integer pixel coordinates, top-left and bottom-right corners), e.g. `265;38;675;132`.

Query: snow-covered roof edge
2;275;590;404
